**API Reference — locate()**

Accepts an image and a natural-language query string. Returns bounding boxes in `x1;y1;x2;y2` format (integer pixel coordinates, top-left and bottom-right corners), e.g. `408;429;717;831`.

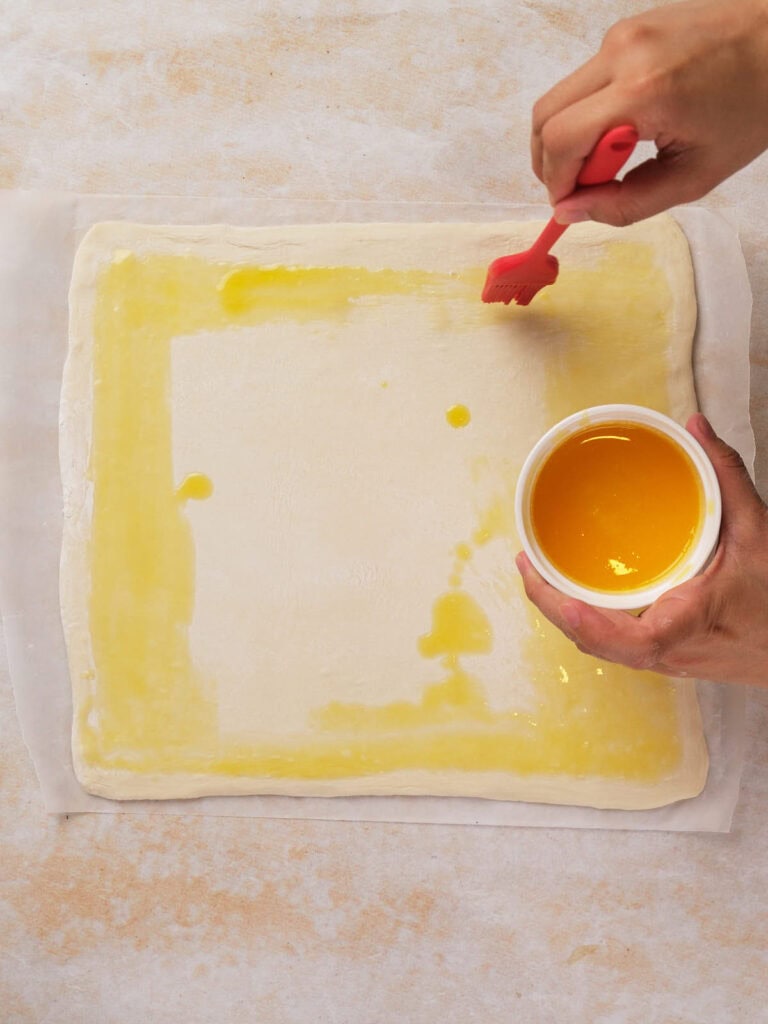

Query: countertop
2;3;767;1021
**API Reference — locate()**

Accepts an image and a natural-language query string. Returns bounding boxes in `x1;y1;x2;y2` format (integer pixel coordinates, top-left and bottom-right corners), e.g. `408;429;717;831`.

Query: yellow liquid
176;472;214;502
531;422;702;592
75;240;686;787
446;404;471;428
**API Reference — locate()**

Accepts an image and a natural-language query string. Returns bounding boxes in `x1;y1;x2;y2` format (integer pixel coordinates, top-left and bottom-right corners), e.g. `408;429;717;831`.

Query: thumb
553;153;710;227
686;413;762;536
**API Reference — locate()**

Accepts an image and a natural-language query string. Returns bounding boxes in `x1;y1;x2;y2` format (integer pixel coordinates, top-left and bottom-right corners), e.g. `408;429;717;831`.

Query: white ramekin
515;404;722;611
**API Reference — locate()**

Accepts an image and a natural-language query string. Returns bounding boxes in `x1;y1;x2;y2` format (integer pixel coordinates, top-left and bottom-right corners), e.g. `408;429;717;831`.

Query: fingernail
515;551;527;573
561;603;581;629
554;206;591;225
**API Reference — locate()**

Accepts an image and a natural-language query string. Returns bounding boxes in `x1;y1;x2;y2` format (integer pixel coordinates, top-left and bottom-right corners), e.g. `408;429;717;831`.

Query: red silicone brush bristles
481;253;559;306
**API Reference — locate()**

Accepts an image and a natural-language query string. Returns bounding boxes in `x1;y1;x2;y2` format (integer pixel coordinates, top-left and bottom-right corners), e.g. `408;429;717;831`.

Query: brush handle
530;125;638;256
577;125;638;186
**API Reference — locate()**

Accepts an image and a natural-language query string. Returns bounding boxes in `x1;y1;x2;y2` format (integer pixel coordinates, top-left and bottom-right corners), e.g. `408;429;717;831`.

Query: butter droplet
176;473;214;502
446;404;471;428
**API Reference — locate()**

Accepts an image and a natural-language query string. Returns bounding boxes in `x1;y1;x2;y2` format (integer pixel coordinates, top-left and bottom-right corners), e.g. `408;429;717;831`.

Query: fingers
515;551;722;675
515;551;583;635
532;0;768;225
515;552;665;670
534;87;708;220
516;421;766;683
686;414;764;537
536;88;628;204
531;55;612;182
553;151;710;227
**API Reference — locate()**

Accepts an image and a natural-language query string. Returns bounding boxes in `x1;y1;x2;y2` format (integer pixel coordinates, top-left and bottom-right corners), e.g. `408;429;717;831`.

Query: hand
516;414;768;686
531;0;768;226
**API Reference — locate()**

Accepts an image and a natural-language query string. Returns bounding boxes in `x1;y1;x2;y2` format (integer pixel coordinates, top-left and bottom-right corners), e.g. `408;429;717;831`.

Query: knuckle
606;206;639;229
626;648;658;671
606;18;638;54
626;629;665;670
601;16;654;56
573;638;593;657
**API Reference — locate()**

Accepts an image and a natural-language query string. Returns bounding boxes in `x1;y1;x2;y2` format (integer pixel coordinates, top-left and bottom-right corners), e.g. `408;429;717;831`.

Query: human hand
516;414;768;686
531;0;768;226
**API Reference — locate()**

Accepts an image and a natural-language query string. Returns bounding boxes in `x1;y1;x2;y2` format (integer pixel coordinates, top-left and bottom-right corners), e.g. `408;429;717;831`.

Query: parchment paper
0;191;751;829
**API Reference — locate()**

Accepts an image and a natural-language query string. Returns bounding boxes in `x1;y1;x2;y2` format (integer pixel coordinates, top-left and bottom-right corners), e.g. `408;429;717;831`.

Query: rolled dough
61;216;707;807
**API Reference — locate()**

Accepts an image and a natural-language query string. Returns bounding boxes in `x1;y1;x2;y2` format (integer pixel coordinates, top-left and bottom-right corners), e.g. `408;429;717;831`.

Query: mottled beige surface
1;2;767;1021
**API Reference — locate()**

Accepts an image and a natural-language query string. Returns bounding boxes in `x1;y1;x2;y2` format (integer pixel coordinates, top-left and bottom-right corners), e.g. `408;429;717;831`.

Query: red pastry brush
481;125;639;306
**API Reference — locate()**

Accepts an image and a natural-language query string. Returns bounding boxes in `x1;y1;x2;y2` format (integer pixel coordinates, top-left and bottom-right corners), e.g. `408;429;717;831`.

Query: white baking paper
0;191;750;829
